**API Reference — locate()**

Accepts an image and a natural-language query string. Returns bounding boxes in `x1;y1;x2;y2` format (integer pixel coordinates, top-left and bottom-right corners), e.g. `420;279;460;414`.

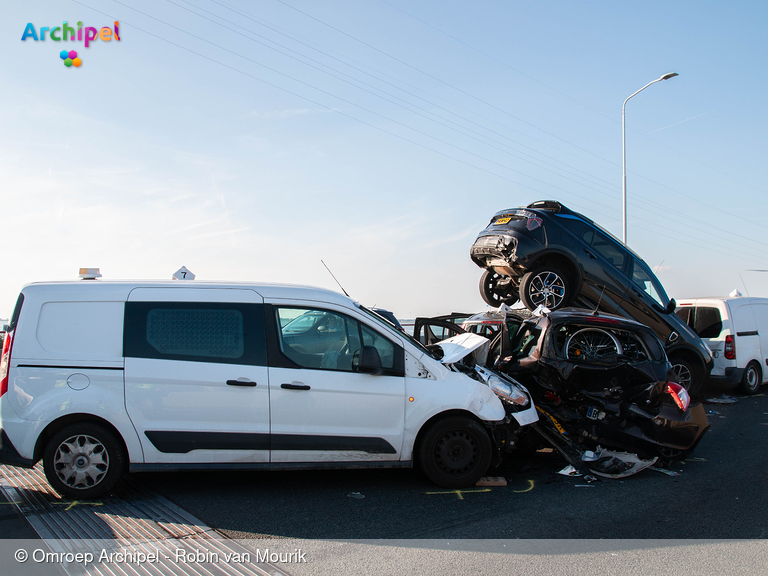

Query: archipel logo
21;21;121;68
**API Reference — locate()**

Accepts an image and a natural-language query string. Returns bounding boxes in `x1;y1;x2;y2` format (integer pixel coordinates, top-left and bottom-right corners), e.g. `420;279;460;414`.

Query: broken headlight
474;365;529;407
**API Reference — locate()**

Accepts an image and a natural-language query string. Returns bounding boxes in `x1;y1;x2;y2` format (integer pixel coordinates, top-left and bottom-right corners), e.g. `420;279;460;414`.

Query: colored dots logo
60;50;81;68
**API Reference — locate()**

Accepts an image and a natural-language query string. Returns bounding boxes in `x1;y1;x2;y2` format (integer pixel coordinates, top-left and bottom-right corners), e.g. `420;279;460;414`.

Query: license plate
494;217;511;225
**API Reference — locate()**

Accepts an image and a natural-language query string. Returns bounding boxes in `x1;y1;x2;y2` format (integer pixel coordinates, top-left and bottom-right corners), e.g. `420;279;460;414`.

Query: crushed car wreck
490;308;710;470
415;306;710;478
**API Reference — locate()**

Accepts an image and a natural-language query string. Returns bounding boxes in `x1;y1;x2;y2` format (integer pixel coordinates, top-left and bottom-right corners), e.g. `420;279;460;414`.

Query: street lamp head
660;72;679;81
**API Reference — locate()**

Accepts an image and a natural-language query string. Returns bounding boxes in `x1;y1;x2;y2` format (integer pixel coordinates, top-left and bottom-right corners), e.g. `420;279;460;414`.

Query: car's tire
43;423;125;499
669;357;703;399
739;361;762;395
519;266;570;311
418;416;493;488
479;271;519;306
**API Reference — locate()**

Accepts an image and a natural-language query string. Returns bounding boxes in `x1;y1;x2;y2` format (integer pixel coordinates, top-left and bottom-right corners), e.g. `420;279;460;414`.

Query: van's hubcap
54;434;109;489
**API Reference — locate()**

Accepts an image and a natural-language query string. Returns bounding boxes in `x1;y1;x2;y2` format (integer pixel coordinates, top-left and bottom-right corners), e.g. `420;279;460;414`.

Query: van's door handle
281;382;311;390
227;379;257;387
584;249;596;259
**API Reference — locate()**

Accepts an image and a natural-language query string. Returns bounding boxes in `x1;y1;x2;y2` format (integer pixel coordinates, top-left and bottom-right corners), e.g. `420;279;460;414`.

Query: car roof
489;200;648;264
544;307;650;329
20;280;354;306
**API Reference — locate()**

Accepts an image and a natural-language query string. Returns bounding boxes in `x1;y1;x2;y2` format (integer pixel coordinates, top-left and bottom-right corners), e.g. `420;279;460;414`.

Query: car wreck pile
415;200;716;480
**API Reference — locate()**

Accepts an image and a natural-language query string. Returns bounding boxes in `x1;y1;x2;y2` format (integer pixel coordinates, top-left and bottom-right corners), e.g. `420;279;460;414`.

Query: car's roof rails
526;200;564;212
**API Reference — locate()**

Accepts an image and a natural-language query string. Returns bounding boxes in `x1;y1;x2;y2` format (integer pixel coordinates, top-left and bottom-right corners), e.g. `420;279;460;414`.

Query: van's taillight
666;382;690;411
724;335;735;360
0;330;13;398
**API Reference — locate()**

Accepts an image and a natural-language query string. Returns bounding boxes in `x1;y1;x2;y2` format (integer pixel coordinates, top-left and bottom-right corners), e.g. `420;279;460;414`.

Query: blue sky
2;1;768;319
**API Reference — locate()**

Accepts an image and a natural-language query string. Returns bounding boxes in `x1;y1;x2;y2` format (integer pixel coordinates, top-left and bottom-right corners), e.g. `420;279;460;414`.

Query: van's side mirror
665;298;677;315
355;346;384;375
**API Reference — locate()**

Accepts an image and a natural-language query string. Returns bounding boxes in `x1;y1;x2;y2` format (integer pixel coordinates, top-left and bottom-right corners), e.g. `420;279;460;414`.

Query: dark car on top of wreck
469;200;713;397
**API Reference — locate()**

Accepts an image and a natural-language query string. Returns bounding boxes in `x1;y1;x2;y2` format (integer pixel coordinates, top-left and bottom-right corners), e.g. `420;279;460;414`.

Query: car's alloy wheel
419;416;492;488
669;357;703;399
520;267;569;311
479;270;519;306
43;423;124;499
739;361;762;395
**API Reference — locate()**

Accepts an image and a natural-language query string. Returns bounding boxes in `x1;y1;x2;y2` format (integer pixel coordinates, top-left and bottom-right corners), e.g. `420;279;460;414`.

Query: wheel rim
527;271;566;309
433;429;479;476
53;434;109;490
483;273;516;304
672;363;692;390
566;328;622;362
746;366;759;390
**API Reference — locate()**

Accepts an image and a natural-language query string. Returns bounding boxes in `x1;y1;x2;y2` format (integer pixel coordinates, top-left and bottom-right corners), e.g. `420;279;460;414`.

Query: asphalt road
133;385;768;540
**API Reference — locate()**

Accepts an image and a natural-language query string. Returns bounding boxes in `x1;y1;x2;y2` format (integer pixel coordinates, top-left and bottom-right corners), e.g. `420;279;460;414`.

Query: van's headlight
488;376;529;406
475;366;529;406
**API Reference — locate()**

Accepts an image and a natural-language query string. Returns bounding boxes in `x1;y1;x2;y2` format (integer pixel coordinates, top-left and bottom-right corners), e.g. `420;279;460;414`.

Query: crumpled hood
437;333;490;366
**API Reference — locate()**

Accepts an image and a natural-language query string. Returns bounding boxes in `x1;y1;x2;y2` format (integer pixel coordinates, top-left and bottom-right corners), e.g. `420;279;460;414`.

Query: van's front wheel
43;423;124;499
418;416;492;488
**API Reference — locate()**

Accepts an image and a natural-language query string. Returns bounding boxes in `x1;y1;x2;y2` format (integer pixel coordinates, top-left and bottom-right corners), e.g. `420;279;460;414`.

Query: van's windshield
355;303;438;358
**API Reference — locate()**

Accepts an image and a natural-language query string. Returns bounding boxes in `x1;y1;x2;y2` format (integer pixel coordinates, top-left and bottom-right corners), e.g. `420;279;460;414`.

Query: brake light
0;330;13;398
724;335;735;360
666;382;690;411
526;217;543;231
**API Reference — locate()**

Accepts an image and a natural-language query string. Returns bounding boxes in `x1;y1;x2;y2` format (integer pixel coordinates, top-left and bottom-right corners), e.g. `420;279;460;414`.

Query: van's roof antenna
592;285;606;316
321;260;350;297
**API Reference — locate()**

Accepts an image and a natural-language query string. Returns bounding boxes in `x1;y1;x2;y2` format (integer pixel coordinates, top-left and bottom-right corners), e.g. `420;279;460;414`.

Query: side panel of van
5;290;143;463
265;300;406;463
124;288;271;464
730;301;760;371
750;303;768;382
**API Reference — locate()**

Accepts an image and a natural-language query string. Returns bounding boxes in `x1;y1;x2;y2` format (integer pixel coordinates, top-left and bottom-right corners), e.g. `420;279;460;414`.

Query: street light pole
622;72;678;245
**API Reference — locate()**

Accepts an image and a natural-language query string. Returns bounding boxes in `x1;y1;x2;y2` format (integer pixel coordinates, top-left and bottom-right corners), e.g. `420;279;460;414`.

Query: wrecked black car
490;309;709;473
469;200;713;396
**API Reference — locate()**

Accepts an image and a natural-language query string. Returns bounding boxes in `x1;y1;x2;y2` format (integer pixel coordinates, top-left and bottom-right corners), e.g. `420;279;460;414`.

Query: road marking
512;480;535;493
52;500;104;511
425;488;491;500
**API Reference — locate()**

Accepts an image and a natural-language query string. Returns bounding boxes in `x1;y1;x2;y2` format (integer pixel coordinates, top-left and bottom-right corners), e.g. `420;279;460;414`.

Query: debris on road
705;395;738;405
649;467;681;477
476;477;507;487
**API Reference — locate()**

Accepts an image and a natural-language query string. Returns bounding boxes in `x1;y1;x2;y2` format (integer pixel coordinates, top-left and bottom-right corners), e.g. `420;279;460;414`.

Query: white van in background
676;296;768;394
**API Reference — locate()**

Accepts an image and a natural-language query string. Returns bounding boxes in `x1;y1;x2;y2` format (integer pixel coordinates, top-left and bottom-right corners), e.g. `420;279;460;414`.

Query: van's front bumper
0;429;36;468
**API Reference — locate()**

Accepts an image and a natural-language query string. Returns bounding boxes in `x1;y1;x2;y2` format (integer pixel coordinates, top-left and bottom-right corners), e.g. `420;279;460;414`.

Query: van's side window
124;302;267;366
694;307;723;339
274;307;403;374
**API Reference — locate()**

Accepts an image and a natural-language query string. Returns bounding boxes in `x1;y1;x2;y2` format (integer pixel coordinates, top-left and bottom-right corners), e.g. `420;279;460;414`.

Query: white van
0;279;537;498
676;296;768;394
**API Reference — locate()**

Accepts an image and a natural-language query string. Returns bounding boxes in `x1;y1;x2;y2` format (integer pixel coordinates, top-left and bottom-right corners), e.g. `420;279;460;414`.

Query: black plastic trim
17;365;124;371
737;331;759;337
0;430;37;468
145;431;270;453
144;431;397;455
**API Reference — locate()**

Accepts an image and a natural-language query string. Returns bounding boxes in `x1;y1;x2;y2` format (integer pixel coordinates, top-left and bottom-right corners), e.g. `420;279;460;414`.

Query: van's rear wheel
418;416;492;488
739;361;762;395
43;423;124;499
